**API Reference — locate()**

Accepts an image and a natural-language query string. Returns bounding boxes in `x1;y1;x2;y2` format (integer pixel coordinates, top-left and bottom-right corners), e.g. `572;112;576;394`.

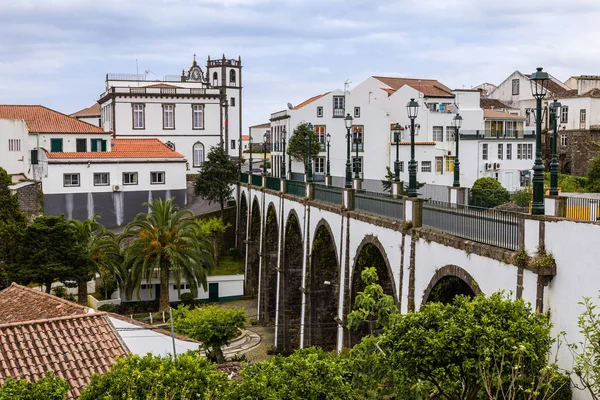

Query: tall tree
120;198;214;311
286;122;321;164
194;146;238;219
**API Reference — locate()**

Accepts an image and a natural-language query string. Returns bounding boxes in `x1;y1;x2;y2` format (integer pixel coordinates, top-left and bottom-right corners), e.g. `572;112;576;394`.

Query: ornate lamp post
326;133;331;177
353;128;360;179
281;127;287;178
549;100;562;196
406;98;419;198
344;114;353;188
248;135;253;173
263;131;269;176
306;123;313;183
452;113;463;187
393;123;402;182
529;67;550;215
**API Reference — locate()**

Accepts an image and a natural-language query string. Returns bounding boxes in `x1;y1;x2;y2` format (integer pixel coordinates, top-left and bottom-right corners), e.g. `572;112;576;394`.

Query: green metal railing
240;172;249;183
313;184;343;205
251;174;263;187
286;180;306;197
266;176;281;191
355;190;404;220
290;172;304;181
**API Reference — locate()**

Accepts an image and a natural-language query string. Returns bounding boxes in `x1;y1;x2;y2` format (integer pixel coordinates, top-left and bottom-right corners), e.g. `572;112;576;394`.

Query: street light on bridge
529;67;550;215
281;127;287;178
344;114;353;188
549;99;562;196
263;130;269;177
326;133;331;177
406;98;419;198
393;123;402;182
452;113;463;188
306;123;313;183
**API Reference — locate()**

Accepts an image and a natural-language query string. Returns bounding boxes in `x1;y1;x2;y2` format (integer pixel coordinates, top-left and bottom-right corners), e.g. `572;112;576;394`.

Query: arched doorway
307;221;339;351
260;203;278;323
277;211;303;354
348;237;397;347
246;197;261;297
421;265;481;306
238;193;248;250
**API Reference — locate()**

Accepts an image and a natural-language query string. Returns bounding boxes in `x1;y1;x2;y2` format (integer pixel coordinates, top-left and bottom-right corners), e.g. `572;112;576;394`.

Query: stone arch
306;219;340;351
260;202;279;323
277;210;304;354
421;265;482;307
348;235;397;347
246;196;261;297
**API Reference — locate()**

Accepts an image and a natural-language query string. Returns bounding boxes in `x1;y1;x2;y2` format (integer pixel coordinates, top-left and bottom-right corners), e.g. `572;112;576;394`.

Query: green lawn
209;255;245;276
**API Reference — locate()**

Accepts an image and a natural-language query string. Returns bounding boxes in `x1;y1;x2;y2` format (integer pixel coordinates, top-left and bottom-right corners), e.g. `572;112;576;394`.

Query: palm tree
120;198;214;312
69;215;123;304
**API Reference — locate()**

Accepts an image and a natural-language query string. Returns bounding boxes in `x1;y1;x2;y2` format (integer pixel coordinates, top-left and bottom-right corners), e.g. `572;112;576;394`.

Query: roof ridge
7;282;91;312
106;312;201;344
0;310;103;329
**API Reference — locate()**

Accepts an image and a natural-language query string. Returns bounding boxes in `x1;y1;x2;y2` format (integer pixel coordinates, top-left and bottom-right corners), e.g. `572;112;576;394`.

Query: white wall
75;116;101;127
0;119;29;178
31;132;113;153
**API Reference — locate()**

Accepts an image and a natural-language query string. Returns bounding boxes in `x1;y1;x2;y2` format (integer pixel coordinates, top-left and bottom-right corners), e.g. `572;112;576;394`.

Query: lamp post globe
344;114;353;188
452;113;463;187
530;67;550;215
549;99;562;196
393;123;402;182
406;98;419;198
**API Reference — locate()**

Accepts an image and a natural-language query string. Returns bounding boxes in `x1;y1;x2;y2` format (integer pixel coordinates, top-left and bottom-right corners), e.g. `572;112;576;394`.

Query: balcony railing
251;174;263;187
313;184;342;205
355;190;404;220
106;86;220;96
285;180;306;197
459;130;536;140
333;108;345;117
265;176;281;191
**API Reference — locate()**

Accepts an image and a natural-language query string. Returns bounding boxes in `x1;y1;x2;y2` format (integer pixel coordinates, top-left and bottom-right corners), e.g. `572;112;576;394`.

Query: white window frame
560;133;568;147
580;109;587;123
506;144;512;160
498;143;503;160
93;172;110;186
446;126;455;141
433;126;443;142
314;157;325;173
421;161;432;173
8;139;21;152
150;171;165;185
133;104;145;129
193;142;205;167
192;105;204;129
482;143;488;160
561;106;569;123
527;143;533;159
317;106;323;118
123;172;138;185
512;79;520;95
163;104;175;129
517;144;523;160
354;106;360;118
63;173;80;187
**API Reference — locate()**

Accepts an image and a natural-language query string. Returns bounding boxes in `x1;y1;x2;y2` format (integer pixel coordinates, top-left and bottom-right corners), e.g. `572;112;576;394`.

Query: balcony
104;86;221;97
333;108;345;118
459;130;536;140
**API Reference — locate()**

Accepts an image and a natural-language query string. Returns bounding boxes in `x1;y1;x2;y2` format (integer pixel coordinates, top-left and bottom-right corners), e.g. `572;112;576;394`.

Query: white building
70;103;101;127
97;55;243;173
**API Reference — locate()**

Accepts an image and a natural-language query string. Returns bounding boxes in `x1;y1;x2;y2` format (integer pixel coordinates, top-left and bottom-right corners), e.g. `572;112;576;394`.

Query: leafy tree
120;198;214;311
471;177;510;208
0;372;69;400
286;122;321;164
544;172;588;193
9;216;89;293
588;155;600;193
510;187;532;208
347;267;399;334
196;217;230;265
79;353;231;400
381;293;552;400
381;166;396;194
194;146;238;219
173;304;246;363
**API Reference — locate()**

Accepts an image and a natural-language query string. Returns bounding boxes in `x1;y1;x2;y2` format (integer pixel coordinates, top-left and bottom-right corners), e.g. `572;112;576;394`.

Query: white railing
88;294;121;310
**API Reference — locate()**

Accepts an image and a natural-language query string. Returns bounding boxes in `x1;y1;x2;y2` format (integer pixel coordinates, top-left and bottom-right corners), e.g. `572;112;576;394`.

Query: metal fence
286;180;306;197
251;174;263;187
290;172;304;182
420;184;450;202
266;176;281;191
354;190;404;220
239;172;248;183
313;184;343;205
565;196;600;221
422;200;521;250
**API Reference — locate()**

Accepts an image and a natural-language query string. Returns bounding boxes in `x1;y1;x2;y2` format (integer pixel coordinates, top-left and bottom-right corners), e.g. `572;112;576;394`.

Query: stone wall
562;129;600;176
9;181;42;222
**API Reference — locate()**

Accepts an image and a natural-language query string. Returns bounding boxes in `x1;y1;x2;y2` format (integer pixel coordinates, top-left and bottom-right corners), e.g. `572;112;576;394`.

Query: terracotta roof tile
70;103;100;118
0;105;104;133
480;98;516;110
241;135;250;140
381;88;397;97
46;138;186;160
373;76;454;98
0;313;128;399
293;92;331;110
484;109;525;120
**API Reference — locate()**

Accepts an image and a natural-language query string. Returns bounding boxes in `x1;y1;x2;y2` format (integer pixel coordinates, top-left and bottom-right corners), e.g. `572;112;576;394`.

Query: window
50;138;63;152
561;106;568;123
192;105;204;129
421;161;432;172
333;96;345;117
526;109;532;126
498;143;504;160
315;157;325;173
63;174;80;187
435;156;443;174
230;97;235;107
94;173;109;186
8;139;21;152
399;161;404;172
133;104;145;129
433;126;443;142
151;171;165;184
506;144;512;160
123;172;138;185
446;126;456;141
561;133;568;147
173;284;190;290
446;157;455;173
91;139;106;152
354;107;360;118
317;106;323;118
163;105;175;129
31;149;38;165
581;109;587;123
315;125;326;150
517;144;523;160
231;140;236;150
512;79;520;95
229;70;236;84
193;142;205;167
526;143;533;159
352;156;362;174
352;126;364;151
141;284;153;290
76;139;86;152
482;143;488;160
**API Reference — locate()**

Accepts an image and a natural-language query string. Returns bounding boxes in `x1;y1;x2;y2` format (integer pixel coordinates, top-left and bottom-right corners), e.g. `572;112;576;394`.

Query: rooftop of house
45;138;186;160
241;135;250;140
483;109;525;120
293;92;331;110
372;76;454;98
248;122;270;129
480;98;517;110
0;105;105;134
70;103;101;118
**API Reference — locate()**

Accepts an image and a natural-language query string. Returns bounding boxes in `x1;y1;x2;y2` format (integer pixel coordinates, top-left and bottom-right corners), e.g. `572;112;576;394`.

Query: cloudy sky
2;0;600;130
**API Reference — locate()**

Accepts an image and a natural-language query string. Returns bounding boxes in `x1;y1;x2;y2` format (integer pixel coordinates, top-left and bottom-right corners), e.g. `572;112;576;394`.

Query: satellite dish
287;102;293;110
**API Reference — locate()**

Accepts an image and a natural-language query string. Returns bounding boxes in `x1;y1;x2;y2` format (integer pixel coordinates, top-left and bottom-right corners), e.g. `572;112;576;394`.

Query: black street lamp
452;113;463;187
306;123;313;183
530;67;550;215
393;123;402;182
248;135;253;173
353;128;361;179
281;127;287;178
549;100;562;196
237;138;242;172
263;131;269;176
326;133;331;177
344;114;353;188
407;98;419;198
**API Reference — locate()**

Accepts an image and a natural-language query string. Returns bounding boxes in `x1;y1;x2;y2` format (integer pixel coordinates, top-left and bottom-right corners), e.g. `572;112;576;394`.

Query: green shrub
471;177;510;208
0;372;69;400
511;187;532;207
98;304;117;313
179;292;196;306
52;286;66;298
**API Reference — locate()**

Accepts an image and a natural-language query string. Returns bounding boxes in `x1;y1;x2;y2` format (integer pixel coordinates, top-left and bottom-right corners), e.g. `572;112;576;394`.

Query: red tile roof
46;138;186;160
381;88;397;97
241;135;250;140
484;109;525;120
373;76;454;98
70;103;100;118
480;98;516;110
0;105;105;133
0;284;89;324
293;92;331;110
0;313;128;399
